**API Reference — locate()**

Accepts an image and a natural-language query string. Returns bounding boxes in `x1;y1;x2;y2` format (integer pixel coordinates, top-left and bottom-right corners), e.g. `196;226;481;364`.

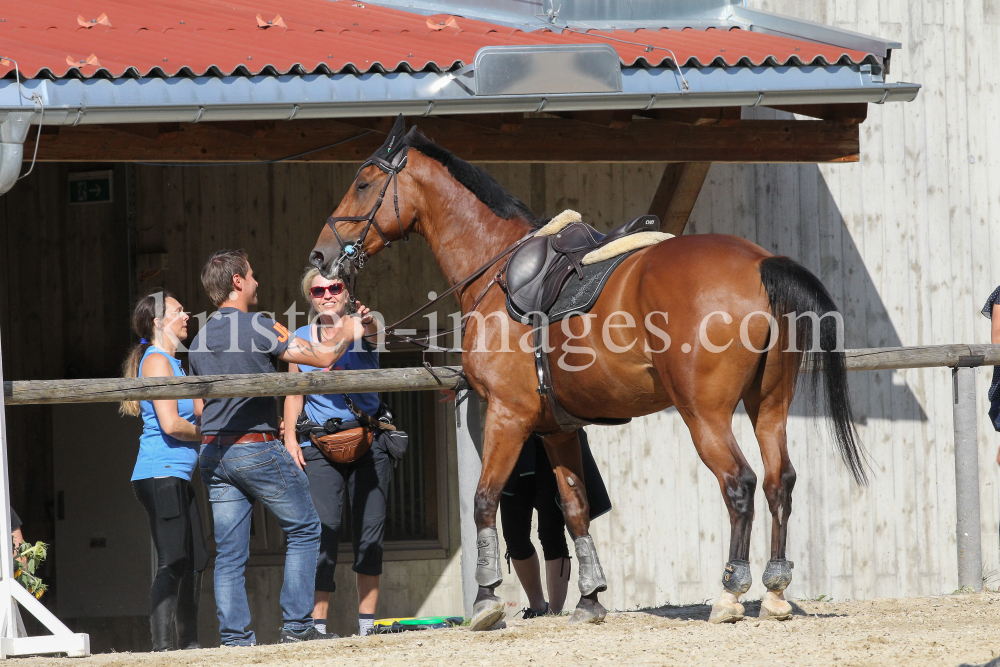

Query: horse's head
310;114;421;278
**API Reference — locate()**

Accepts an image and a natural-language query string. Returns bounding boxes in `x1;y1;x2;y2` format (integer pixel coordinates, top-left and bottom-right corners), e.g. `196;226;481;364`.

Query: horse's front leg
469;400;534;631
541;430;608;624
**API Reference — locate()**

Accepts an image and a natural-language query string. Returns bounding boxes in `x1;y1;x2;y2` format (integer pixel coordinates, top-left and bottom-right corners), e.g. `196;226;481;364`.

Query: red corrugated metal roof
0;0;876;79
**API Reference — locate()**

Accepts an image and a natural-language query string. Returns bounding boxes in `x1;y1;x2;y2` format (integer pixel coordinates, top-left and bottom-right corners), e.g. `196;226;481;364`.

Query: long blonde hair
119;290;173;417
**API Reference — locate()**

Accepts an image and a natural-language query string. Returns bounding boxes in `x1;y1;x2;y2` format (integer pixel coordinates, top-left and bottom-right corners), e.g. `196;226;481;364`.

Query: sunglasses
310;284;345;298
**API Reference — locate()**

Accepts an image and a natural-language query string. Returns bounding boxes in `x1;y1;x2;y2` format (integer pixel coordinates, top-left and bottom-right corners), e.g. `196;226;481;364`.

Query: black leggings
500;443;570;562
132;477;208;651
302;436;393;592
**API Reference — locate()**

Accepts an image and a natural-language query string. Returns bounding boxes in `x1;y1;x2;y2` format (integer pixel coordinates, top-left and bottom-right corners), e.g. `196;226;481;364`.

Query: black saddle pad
542;250;638;323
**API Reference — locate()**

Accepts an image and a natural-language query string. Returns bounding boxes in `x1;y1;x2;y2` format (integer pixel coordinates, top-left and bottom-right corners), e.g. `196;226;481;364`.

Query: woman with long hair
121;290;207;651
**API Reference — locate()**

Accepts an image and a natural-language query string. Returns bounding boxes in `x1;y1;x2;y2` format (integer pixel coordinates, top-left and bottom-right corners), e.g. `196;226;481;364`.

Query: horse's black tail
758;255;869;485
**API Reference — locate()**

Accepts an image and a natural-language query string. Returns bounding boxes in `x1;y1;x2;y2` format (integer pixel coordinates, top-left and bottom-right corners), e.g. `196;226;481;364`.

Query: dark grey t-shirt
189;308;291;435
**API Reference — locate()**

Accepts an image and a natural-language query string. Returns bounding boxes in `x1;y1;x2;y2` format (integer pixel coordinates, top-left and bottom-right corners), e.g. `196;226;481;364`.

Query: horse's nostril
309;250;325;268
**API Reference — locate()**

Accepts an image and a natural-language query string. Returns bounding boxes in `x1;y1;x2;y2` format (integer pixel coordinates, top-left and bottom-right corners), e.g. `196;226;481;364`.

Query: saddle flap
505;236;552;294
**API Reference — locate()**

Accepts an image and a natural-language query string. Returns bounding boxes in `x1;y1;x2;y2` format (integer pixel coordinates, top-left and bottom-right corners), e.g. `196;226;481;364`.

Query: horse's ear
378;113;408;161
405;125;421;140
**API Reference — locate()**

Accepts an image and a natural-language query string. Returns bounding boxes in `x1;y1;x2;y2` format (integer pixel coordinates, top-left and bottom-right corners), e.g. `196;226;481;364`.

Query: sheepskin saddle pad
504;210;673;323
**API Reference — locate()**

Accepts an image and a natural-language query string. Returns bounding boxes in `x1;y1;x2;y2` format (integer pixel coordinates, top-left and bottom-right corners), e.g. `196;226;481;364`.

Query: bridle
320;135;535;359
324;144;411;272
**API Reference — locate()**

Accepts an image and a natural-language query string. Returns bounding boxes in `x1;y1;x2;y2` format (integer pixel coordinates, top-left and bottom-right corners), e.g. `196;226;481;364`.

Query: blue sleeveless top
295;324;379;446
131;346;198;481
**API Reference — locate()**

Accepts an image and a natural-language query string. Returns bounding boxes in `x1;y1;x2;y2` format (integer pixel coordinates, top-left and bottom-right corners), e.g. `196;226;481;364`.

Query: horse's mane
406;128;544;228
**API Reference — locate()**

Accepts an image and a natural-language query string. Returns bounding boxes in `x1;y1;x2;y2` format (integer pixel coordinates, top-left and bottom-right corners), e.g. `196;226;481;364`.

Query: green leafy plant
14;541;48;599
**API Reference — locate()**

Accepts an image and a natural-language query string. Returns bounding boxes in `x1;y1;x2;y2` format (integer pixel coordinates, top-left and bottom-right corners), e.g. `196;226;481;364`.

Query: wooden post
648;162;712;236
952;364;983;591
454;390;483;619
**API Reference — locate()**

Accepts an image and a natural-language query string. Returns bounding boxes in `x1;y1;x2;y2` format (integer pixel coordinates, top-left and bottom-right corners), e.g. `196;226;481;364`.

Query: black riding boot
149;564;183;651
175;570;203;650
150;592;178;651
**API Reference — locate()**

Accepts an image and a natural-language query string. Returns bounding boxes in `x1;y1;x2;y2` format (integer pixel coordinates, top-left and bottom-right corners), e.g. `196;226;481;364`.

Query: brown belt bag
298;395;393;465
310;424;373;465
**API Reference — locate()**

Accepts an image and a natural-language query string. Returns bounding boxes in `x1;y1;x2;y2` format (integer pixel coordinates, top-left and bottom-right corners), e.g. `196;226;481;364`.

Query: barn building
0;0;994;651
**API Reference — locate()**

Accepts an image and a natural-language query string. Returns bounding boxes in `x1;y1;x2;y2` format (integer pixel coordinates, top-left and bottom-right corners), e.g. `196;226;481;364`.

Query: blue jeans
200;441;321;646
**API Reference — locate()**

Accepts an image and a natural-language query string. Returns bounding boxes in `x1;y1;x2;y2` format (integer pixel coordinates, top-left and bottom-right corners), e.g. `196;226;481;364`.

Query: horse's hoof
568;594;607;624
469;596;505;631
758;592;792;621
708;600;745;624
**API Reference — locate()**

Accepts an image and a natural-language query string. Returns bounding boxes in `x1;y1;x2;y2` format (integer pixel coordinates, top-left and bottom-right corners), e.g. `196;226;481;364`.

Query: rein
372;232;534;349
323;128;536;354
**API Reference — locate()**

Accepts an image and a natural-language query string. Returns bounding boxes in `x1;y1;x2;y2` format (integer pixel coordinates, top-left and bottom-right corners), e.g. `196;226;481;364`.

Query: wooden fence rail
1;366;467;406
3;344;999;406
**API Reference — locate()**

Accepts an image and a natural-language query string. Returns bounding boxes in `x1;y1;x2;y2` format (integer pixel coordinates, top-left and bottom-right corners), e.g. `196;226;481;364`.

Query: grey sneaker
279;626;339;643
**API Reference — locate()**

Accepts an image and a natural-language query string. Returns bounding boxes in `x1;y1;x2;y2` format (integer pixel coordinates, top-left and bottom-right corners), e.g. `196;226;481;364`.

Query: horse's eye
357;182;370;192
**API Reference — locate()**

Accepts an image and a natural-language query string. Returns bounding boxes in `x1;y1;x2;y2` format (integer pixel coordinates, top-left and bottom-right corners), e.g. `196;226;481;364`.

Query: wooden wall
0;163;132;600
131;162;457;330
491;0;1000;611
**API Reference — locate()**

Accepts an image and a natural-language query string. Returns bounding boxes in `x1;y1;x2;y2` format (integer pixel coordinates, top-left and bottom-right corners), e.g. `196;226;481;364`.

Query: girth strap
531;313;597;433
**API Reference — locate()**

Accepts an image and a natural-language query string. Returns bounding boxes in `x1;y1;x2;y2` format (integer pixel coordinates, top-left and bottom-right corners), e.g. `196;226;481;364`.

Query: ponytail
119;289;174;417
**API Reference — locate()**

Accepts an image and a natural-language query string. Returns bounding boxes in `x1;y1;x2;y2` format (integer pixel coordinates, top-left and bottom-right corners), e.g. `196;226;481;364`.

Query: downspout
0;112;31;195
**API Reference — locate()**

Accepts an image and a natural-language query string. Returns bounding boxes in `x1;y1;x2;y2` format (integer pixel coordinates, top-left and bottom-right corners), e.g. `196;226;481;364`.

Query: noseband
324;145;410;271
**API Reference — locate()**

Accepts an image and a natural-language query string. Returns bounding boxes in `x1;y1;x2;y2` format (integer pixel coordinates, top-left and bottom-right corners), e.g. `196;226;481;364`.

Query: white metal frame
0;327;90;658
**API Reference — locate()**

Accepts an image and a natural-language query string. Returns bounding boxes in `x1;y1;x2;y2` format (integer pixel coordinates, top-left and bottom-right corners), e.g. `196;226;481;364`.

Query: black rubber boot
175;570;203;650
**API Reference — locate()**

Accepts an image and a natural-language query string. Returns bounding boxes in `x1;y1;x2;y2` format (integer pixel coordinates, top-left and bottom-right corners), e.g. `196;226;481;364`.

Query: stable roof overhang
0;0;918;124
0;0;920;191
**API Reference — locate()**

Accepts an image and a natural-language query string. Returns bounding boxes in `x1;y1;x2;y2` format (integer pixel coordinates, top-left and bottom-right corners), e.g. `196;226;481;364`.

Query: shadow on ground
632;599;843;621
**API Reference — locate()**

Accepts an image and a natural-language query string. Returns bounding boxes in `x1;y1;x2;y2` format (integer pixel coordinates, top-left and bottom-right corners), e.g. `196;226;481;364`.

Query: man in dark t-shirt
189;250;362;646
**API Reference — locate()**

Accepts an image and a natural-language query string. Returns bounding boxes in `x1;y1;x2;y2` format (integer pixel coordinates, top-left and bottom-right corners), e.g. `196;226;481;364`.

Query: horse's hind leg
680;409;757;624
744;382;797;621
469;401;535;631
540;430;607;624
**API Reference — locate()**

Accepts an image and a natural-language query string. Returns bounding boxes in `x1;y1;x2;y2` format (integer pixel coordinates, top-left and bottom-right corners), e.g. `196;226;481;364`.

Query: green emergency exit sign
68;170;113;204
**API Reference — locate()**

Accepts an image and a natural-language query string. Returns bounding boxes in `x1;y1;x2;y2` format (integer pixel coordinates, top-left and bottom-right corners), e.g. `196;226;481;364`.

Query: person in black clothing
500;430;611;617
983;286;1000;465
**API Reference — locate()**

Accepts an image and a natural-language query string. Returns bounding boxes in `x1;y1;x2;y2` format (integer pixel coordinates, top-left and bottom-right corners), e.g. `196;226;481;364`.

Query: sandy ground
12;593;1000;667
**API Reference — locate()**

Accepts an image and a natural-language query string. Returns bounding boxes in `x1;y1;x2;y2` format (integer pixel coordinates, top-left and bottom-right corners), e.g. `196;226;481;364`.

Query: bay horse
309;116;866;630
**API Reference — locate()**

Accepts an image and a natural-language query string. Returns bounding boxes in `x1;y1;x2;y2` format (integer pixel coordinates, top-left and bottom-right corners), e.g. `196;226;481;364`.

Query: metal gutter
0;65;919;126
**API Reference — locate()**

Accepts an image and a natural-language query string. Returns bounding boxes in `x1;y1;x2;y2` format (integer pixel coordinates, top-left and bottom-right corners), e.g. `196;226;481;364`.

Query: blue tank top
295;324;379;446
131;346;198;481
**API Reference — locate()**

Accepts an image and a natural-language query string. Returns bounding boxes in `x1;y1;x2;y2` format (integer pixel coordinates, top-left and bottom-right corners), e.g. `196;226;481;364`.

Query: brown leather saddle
499;214;662;433
504;214;661;323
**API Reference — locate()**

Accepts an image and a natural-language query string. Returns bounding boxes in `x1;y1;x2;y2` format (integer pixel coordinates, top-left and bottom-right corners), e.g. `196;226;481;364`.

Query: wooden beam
33;116;860;163
211;120;278;138
648;162;712;235
6;344;1000;406
554;110;633;129
446;113;523;132
2;366;467;406
636;107;741;126
762;103;868;124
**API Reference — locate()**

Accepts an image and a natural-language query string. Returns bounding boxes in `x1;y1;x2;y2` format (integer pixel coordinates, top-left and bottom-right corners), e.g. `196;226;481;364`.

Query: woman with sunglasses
120;290;207;651
283;268;386;638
